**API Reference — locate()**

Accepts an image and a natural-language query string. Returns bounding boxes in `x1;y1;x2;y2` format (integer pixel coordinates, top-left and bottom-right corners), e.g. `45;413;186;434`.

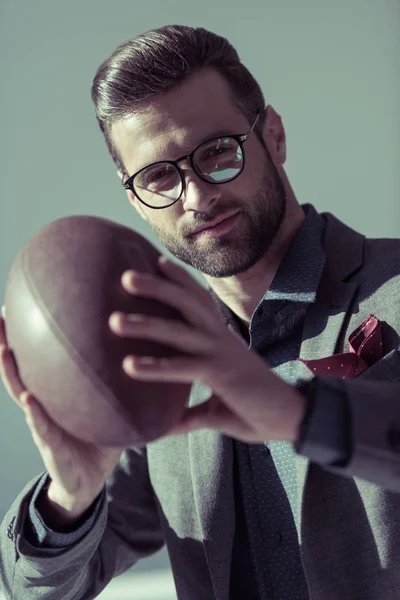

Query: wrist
47;481;97;520
293;378;319;448
280;386;308;443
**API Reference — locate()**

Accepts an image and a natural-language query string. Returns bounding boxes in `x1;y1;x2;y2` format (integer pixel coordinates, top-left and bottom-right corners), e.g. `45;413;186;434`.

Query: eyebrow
136;126;239;173
195;127;237;146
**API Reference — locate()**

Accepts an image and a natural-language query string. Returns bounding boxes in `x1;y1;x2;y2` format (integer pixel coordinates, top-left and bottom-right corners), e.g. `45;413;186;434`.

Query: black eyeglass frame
121;110;262;210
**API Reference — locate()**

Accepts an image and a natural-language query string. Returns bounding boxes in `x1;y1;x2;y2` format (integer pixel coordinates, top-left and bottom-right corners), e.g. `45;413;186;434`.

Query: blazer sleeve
294;376;352;467
294;347;400;494
0;446;165;600
23;472;104;549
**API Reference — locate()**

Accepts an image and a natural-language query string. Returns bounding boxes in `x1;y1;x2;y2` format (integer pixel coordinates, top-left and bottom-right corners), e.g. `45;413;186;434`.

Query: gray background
1;0;399;579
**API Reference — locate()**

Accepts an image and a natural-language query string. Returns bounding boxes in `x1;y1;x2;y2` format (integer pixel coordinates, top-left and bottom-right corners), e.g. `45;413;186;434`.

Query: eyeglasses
121;111;262;209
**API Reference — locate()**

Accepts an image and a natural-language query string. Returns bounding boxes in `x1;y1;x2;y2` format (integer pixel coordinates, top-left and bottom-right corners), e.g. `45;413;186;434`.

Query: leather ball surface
3;215;192;446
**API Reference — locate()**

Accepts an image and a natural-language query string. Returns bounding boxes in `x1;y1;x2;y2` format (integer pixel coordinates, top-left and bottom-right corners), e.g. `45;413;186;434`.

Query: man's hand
109;256;306;444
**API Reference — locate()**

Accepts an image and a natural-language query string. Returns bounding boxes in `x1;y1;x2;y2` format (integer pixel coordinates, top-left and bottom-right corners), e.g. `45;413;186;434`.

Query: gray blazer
1;210;400;600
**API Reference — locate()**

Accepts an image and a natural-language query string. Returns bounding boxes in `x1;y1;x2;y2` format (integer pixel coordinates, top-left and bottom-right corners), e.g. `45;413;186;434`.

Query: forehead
111;68;249;173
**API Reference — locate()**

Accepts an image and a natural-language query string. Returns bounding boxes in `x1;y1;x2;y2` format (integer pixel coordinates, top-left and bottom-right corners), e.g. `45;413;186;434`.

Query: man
1;24;400;600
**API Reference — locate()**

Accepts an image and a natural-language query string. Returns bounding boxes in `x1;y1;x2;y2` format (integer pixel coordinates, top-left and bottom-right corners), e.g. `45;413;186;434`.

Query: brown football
3;215;192;447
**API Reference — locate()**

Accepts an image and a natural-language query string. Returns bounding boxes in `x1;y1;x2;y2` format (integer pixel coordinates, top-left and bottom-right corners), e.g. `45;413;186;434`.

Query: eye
148;170;168;183
144;167;175;187
211;147;230;157
201;145;234;161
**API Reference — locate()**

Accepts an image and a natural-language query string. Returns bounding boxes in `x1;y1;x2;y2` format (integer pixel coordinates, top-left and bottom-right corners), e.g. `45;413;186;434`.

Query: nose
180;162;222;213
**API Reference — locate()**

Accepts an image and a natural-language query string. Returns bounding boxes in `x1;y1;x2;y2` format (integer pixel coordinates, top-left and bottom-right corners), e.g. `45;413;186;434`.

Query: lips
192;211;240;235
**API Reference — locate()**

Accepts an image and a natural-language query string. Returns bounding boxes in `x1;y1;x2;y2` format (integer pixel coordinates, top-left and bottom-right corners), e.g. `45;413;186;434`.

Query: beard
150;153;287;278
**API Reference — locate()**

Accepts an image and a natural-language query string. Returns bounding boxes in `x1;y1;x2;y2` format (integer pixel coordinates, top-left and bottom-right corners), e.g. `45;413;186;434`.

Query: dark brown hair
91;24;266;175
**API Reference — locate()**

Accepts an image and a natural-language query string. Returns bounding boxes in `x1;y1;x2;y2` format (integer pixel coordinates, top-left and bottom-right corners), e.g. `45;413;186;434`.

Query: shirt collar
206;203;327;323
264;203;326;304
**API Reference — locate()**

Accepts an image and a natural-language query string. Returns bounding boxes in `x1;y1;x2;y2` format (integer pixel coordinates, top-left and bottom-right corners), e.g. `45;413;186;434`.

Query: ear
128;194;148;222
117;170;148;222
262;105;286;166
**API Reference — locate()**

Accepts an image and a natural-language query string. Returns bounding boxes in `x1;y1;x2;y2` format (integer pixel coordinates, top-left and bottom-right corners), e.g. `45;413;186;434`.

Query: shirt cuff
293;376;353;467
26;472;105;548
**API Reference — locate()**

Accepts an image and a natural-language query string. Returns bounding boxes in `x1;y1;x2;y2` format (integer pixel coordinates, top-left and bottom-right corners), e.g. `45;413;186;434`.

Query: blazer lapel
188;380;235;600
298;278;359;364
299;210;366;367
295;211;366;509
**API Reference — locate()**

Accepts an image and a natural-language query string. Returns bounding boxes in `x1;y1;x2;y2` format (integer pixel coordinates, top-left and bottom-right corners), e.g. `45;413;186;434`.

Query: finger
162;404;210;437
110;313;210;354
164;395;256;441
157;257;212;302
0;315;7;346
163;397;227;435
0;344;27;407
122;268;217;334
22;392;63;451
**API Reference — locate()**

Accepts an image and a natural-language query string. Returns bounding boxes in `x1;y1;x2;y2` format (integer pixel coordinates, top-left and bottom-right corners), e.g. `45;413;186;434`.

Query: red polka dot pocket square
298;314;383;379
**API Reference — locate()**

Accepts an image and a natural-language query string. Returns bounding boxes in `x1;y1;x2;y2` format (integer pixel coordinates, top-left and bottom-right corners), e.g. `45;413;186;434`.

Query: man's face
111;68;287;278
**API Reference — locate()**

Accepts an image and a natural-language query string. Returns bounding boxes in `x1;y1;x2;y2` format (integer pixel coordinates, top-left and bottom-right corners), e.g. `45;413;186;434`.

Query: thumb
162;394;230;437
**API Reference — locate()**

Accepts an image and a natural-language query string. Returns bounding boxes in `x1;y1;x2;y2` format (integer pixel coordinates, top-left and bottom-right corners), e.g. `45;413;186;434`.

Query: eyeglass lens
134;136;244;207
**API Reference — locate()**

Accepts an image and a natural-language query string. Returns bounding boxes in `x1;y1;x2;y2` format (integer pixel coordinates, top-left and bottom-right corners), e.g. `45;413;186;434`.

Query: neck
204;185;305;325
